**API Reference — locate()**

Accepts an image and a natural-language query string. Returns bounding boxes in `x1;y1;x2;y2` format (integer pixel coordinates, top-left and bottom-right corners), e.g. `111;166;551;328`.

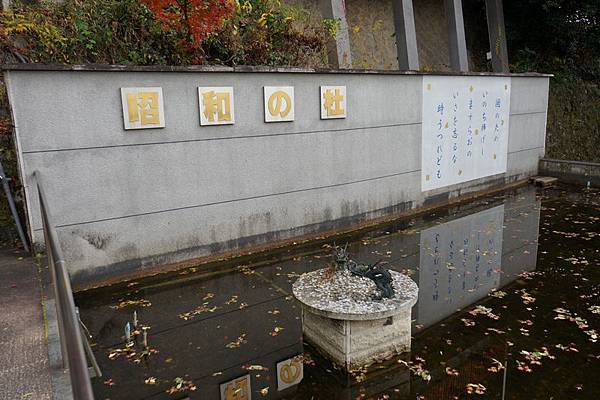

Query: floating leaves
489;290;507;298
166;377;196;394
269;326;284;336
555;343;579;352
108;345;159;364
516;289;536;305
466;383;486;394
516;347;555;373
242;364;268;371
179;303;220;320
553;308;598;342
237;265;255;275
144;377;157;385
487;358;505;373
225;334;247;349
397;357;431;382
461;318;476;326
468;305;500;320
110;299;151;309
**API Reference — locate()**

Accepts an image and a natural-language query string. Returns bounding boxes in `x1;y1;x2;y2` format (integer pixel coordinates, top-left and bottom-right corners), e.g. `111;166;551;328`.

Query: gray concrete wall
4;67;549;285
539;158;600;187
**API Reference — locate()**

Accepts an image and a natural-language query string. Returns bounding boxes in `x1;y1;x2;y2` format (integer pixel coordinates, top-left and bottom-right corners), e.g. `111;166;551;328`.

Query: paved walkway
0;246;52;400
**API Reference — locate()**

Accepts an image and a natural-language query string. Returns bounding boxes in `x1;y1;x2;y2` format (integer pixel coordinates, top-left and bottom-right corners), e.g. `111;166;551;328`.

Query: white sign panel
277;355;304;391
320;85;346;119
417;205;504;328
120;87;165;130
264;86;294;122
421;76;511;191
198;86;235;125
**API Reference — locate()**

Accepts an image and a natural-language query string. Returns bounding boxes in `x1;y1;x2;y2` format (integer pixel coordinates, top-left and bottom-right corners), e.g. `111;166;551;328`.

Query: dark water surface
76;185;600;400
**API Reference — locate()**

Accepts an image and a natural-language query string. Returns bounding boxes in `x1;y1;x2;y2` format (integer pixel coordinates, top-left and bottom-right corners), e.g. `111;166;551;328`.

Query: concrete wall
4;66;549;285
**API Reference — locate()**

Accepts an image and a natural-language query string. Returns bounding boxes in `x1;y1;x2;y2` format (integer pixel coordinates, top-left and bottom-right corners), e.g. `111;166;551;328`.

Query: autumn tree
142;0;233;52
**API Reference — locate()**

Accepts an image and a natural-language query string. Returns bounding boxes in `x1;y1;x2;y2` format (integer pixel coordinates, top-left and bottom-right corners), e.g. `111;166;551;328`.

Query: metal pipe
0;159;29;252
34;171;95;400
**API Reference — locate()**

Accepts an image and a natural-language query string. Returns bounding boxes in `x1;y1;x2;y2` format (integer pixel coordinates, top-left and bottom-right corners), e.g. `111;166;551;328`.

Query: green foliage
0;0;328;67
545;77;600;163
202;0;328;67
1;0;188;64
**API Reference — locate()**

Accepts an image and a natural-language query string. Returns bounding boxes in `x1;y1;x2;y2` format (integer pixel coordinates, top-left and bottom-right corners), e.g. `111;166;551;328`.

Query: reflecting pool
77;184;600;399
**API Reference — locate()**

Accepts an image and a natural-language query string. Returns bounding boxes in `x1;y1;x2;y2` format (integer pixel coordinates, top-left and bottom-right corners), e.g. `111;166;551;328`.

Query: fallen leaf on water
468;305;500;320
202;293;215;301
226;334;247;349
179;303;220;320
555;343;579;352
466;383;486;394
487;358;504;373
166;377;196;394
243;364;268;371
489;290;507;298
270;326;284;336
110;299;151;310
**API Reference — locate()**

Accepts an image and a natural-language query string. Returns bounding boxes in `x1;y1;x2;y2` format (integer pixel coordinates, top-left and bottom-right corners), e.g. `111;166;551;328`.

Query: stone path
0;246;52;400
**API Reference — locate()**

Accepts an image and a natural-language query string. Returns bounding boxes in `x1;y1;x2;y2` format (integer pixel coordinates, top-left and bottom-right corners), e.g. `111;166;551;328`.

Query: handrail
34;171;95;400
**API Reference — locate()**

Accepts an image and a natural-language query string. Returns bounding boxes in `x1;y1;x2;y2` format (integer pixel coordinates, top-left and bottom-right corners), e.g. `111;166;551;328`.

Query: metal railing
34;171;96;400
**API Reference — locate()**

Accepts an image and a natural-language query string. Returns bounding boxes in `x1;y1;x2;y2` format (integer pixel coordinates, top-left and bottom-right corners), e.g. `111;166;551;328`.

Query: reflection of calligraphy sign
264;86;294;122
199;86;235;125
220;374;251;400
120;87;165;130
320;86;346;119
277;356;303;391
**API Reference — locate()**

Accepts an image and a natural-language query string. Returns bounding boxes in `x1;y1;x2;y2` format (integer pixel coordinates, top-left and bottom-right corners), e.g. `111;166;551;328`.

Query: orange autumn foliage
142;0;233;49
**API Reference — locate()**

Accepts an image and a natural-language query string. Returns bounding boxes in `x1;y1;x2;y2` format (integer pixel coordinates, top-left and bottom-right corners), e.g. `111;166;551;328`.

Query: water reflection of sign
417;205;504;328
264;86;294;122
421;76;511;191
320;86;346;119
120;87;165;130
199;86;235;125
277;355;303;391
220;374;251;400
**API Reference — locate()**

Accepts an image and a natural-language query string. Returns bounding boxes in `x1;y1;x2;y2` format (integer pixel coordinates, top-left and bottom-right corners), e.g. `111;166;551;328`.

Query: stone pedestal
292;269;418;371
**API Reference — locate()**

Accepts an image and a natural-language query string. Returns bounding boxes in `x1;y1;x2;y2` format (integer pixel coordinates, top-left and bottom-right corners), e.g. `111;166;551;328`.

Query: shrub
0;0;329;67
142;0;233;60
0;0;189;64
202;0;329;67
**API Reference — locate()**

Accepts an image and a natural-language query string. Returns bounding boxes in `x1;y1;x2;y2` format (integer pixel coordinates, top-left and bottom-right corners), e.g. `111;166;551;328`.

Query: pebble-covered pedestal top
292;268;419;320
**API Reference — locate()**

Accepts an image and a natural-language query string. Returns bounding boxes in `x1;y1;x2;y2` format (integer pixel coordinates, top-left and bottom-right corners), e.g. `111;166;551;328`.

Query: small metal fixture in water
332;244;395;299
124;322;131;344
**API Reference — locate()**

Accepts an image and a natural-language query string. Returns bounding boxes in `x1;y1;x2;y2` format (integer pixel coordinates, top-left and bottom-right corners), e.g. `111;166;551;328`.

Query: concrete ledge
0;63;553;77
539;158;600;187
